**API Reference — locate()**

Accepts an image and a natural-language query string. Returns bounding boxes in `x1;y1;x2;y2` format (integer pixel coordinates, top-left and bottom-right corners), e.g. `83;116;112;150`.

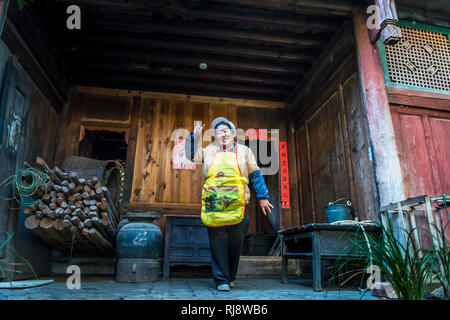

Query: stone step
51;255;302;278
51;257;116;275
237;256;298;278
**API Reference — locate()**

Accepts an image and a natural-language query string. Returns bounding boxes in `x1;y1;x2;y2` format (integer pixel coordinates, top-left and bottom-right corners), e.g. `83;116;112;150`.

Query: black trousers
206;207;250;287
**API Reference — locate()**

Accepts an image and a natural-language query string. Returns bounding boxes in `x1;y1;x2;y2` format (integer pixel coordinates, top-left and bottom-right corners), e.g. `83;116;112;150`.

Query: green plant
329;214;435;300
433;227;450;299
327;225;380;296
1;0;32;10
0;231;38;281
430;214;450;299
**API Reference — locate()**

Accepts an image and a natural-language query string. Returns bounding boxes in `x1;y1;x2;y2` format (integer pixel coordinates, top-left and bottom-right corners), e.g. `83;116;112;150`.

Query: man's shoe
229;281;235;288
217;284;230;291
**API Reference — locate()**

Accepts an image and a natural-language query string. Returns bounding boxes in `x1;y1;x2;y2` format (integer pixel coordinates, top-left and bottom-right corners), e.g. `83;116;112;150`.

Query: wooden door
245;138;279;235
391;106;450;243
293;72;379;223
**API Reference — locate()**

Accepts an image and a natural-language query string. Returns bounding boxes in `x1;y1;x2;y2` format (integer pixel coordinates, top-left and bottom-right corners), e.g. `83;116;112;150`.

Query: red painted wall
391;105;450;246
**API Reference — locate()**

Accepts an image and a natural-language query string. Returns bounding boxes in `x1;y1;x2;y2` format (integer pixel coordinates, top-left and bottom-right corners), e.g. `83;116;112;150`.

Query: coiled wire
0;167;50;206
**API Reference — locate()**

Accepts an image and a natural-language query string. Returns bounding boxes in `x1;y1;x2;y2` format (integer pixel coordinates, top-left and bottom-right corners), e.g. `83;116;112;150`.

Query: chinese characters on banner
279;141;290;208
172;139;197;170
246;129;268;140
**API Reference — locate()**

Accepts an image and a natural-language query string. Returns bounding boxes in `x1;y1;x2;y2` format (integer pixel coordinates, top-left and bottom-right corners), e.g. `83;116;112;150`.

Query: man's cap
211;117;236;135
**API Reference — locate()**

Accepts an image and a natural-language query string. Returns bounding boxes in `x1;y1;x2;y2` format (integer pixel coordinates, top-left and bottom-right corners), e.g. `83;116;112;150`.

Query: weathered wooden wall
293;71;379;223
352;11;450;250
288;21;379;224
131;99;237;205
0;0;73;279
131;98;290;235
0;41;61;280
57;87;287;237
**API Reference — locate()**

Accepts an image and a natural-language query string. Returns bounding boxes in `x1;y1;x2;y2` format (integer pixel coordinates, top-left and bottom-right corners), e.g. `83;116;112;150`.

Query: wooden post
122;96;141;209
353;12;406;210
408;210;423;259
397;202;407;252
425;196;445;278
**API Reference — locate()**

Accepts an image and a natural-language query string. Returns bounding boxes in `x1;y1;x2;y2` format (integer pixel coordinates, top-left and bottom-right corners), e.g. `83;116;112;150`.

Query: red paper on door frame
279;141;290;208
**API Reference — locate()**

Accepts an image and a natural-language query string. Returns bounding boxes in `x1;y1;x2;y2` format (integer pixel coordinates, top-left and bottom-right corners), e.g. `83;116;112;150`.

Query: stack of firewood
23;157;119;256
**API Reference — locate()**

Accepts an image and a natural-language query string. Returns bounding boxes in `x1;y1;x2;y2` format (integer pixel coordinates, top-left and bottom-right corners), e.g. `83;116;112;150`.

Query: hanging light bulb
199;62;208;70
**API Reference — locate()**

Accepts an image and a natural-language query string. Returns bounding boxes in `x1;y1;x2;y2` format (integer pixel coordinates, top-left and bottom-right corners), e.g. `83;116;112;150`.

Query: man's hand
259;198;274;216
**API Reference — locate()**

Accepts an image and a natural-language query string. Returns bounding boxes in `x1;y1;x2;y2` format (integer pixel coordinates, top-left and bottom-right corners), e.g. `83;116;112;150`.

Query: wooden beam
209;0;354;16
396;10;449;28
76;81;284;102
46;10;327;48
125;202;201;215
66;61;299;87
396;0;450;28
62;47;307;75
76;86;285;109
386;87;450;112
54;31;318;63
73;72;291;97
353;12;405;208
39;0;345;32
74;77;288;102
99;20;327;48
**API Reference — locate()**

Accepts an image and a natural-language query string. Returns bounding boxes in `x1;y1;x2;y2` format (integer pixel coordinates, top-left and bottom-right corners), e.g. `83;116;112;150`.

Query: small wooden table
278;223;380;291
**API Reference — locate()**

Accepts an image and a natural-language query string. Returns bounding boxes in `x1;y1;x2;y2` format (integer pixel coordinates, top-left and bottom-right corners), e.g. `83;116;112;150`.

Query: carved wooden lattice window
379;21;450;93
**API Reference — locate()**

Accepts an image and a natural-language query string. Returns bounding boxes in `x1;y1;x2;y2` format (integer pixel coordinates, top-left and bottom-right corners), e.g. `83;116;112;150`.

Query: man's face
215;124;234;147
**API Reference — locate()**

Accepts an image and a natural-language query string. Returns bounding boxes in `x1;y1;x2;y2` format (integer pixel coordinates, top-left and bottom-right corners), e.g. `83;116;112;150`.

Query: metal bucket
324;198;355;223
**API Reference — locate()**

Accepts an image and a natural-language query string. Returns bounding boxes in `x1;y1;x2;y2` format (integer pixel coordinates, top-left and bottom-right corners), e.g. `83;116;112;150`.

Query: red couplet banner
279;141;290;209
172;139;197;170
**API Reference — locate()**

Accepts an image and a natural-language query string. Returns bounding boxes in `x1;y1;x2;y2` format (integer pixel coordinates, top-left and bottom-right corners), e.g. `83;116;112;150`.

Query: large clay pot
115;211;162;282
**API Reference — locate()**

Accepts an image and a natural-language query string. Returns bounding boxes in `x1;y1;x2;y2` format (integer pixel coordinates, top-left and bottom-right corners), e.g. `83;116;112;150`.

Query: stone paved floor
0;276;381;300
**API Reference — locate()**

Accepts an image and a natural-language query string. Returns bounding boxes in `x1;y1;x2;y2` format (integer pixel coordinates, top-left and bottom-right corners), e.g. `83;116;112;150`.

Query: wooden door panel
341;74;379;220
295;126;313;224
429;117;450;194
391;107;450;246
392;113;437;197
293;71;378;225
307;93;350;222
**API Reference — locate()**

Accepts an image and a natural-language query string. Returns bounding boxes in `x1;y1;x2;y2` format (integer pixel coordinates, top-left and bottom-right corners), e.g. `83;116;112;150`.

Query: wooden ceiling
30;0;357;102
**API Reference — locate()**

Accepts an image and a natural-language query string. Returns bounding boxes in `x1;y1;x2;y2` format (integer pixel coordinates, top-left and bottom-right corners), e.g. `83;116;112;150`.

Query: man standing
186;117;273;291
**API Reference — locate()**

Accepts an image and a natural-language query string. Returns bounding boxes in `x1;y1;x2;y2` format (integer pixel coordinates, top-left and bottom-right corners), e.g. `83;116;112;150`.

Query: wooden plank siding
288;19;379;225
130;99;239;205
58;87;289;237
293;72;379;223
0;46;59;279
